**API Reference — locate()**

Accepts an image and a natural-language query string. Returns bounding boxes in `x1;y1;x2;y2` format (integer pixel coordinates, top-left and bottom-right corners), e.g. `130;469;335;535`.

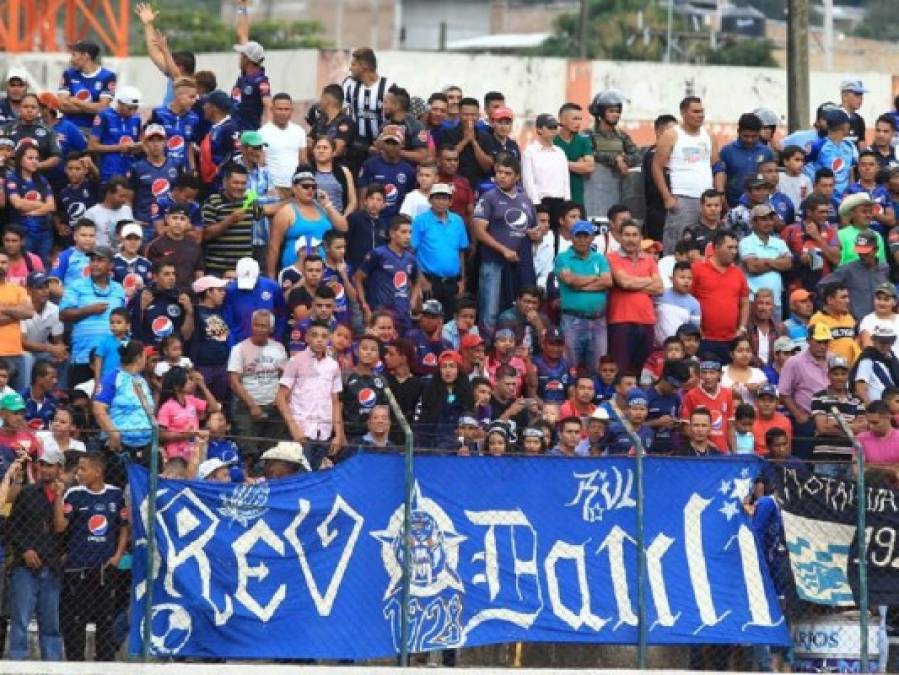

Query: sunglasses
297;183;317;191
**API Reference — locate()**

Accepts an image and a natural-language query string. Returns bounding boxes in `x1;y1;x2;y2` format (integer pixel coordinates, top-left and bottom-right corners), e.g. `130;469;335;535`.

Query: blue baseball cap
758;383;778;399
626;388;649;408
202;90;233;112
571;220;594;237
26;271;50;288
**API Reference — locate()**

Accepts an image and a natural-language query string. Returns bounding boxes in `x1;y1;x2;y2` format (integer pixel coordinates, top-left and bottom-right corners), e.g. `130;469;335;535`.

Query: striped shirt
342;76;393;143
201;192;254;274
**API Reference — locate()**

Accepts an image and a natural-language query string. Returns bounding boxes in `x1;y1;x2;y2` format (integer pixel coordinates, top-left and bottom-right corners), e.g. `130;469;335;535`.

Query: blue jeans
24;230;52;268
8;565;63;660
561;313;607;376
478;260;504;336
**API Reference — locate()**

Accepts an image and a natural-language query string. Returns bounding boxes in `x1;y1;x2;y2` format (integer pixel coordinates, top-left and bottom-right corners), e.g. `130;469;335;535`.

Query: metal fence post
609;400;647;668
833;405;869;670
384;386;414;667
134;383;160;662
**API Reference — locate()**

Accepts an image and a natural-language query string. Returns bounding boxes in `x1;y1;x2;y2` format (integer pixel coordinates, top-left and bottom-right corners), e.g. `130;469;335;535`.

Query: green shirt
837;225;886;266
554;132;593;205
554;247;609;316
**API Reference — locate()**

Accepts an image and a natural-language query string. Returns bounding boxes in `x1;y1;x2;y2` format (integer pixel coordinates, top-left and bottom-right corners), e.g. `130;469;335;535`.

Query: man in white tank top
652;97;720;255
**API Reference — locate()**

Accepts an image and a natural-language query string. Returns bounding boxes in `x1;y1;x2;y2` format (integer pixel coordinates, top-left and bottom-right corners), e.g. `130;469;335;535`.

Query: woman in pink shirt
156;367;222;461
857;401;899;469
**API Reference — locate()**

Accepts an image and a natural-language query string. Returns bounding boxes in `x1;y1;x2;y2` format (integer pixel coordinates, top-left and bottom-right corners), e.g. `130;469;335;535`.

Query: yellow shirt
0;282;27;357
809;310;860;364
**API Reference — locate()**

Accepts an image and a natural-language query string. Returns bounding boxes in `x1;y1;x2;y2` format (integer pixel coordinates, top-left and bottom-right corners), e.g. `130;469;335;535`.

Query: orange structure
0;0;129;57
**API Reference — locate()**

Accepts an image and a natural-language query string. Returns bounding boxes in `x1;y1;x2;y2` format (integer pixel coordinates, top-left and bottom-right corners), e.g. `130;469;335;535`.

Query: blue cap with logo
626;388;649;408
571;220;594;237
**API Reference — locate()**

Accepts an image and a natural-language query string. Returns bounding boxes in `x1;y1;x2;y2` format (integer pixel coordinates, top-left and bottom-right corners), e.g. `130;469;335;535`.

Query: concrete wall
2;49;895;146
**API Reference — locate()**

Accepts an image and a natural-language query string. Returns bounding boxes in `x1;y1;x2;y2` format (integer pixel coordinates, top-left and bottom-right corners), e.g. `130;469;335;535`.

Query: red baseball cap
460;334;484;349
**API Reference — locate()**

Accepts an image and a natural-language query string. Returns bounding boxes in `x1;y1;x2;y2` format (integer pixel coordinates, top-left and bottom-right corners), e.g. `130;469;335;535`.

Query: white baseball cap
120;222;143;240
236;257;260;290
234;41;265;64
261;441;311;471
115;85;142;107
198;457;231;480
6;67;28;84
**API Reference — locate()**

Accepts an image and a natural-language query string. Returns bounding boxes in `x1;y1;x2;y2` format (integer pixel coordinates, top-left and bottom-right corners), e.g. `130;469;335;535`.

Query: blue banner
129;454;790;659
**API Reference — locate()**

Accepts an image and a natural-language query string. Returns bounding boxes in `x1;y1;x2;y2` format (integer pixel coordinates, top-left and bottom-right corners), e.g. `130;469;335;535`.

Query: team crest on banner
781;511;855;606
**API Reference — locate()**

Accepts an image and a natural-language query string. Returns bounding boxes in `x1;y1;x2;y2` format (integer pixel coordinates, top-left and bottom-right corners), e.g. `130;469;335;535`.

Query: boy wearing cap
810;354;866;472
533;326;573;404
112;220;152;294
359;125;415;224
752;384;792;456
845;151;895;230
21;271;67;386
483;106;520;163
853;325;899;404
88;87;143;181
147;76;200;173
127;124;181;236
679;356;734;453
739;203;792;320
820;229;889;320
189;276;230;401
809;284;860;363
231;15;272;132
807;109;856;198
146;205;204;291
859;282;899;358
57;40;116;130
199;91;241;191
645;359;690;453
406;300;452;377
606;388;654;456
522;113;570;232
555;219;612;375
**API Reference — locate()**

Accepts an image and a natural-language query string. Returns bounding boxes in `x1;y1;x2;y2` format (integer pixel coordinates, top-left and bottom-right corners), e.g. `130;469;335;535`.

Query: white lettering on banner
462;509;543;637
684;494;730;632
544;541;609;631
567;468;636;523
284;496;364;616
645;533;680;630
233;520;287;621
596;525;638;629
156;488;234;625
726;525;783;629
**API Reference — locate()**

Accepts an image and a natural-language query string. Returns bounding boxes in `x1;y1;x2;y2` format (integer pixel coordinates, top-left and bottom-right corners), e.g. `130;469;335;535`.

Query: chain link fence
0;422;888;670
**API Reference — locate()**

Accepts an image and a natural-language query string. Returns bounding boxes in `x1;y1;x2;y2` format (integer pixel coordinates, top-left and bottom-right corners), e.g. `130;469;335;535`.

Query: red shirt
607;250;658;325
690;259;749;341
752;413;793;456
680;385;734;453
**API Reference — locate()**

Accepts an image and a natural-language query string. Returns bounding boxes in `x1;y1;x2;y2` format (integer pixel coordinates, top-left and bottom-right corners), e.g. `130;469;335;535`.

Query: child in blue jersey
354;215;419;335
112;221;152;297
88;86;143;181
533;327;573;404
56;152;99;237
51;218;96;288
203;410;245;483
92;308;131;382
320;230;357;327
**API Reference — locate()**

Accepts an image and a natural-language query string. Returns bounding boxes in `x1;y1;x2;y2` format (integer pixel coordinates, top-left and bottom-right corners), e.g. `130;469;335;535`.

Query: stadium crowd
0;0;897;664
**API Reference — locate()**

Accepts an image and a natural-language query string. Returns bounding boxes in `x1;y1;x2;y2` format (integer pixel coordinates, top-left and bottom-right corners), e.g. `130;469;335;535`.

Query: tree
702;38;778;67
536;0;776;67
853;0;899;42
130;3;327;55
536;0;678;61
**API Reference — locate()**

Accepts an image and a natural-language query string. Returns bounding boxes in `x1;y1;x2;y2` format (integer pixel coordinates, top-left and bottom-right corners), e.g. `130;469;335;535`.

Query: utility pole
787;0;810;133
578;0;589;59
